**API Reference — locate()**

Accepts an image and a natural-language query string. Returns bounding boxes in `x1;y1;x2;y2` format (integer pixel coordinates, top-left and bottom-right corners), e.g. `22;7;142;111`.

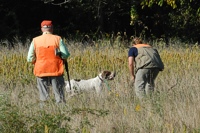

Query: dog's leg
95;85;102;94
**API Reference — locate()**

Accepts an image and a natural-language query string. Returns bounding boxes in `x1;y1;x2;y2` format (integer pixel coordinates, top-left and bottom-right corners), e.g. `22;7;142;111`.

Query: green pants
37;76;66;103
134;68;159;99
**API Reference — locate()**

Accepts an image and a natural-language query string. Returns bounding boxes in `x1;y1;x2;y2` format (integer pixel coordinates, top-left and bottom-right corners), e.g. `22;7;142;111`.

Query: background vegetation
1;39;200;132
0;0;200;47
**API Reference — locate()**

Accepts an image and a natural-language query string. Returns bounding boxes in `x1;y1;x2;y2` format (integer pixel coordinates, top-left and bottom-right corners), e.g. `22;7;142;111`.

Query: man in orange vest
128;37;164;99
27;20;70;104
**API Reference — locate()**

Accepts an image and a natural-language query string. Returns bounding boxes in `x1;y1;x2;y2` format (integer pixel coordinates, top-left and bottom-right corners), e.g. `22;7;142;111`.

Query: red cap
41;20;53;28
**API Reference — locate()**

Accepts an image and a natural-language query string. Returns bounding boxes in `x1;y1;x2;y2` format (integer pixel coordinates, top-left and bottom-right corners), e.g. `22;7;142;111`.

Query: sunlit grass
0;40;200;132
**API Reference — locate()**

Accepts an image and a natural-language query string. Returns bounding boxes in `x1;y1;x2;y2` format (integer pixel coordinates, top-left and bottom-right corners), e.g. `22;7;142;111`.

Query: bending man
128;37;164;99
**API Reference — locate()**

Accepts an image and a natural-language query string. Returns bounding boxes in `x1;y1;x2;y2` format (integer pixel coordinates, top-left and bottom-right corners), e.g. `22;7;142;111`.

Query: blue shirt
128;47;138;57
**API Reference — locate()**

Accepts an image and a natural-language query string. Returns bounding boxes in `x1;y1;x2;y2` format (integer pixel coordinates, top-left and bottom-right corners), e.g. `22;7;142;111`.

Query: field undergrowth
0;40;200;133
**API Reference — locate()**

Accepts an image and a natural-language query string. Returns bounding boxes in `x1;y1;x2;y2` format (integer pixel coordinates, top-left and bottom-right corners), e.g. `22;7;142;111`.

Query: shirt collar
42;32;52;35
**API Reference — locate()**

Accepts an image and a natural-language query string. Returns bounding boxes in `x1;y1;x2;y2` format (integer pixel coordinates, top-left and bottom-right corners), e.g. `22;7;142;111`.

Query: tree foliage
130;0;200;42
0;0;199;46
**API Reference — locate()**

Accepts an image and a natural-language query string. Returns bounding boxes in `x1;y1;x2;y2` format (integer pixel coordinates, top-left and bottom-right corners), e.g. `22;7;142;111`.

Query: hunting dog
65;71;116;96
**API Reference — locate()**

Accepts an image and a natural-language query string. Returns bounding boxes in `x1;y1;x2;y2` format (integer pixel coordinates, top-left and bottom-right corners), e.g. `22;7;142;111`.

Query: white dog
65;70;116;96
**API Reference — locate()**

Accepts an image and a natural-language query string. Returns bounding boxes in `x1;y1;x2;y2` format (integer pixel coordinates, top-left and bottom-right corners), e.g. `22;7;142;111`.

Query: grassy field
0;40;200;133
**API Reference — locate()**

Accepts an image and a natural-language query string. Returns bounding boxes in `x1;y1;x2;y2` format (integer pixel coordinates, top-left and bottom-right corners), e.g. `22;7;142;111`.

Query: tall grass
0;40;200;132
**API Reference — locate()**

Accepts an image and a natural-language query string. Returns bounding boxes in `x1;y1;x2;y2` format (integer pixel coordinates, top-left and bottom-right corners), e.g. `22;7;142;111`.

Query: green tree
130;0;200;43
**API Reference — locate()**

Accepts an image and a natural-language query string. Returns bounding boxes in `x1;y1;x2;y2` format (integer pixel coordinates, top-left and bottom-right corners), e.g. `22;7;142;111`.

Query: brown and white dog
65;71;116;96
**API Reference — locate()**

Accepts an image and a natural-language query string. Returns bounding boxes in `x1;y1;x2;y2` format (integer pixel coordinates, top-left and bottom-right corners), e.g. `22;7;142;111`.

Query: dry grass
0;41;200;133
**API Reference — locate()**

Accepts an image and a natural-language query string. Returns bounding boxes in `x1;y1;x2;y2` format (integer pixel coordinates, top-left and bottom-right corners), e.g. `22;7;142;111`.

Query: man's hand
129;75;135;87
131;75;135;82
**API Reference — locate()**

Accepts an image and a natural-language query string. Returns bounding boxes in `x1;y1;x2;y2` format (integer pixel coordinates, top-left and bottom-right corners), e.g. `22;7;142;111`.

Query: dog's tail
65;81;72;93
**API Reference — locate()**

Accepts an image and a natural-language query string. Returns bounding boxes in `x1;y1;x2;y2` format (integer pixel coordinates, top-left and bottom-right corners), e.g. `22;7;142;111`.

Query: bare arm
128;56;135;81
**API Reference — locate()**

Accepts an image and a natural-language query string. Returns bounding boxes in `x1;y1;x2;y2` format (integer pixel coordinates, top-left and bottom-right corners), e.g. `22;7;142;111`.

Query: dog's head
100;70;116;80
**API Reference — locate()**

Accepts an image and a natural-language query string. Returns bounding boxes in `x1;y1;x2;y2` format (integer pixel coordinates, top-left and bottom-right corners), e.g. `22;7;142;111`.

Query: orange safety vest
33;34;64;77
133;43;151;48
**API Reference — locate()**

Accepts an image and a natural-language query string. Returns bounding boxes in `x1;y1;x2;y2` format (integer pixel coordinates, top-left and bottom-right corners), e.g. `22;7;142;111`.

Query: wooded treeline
0;0;200;46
